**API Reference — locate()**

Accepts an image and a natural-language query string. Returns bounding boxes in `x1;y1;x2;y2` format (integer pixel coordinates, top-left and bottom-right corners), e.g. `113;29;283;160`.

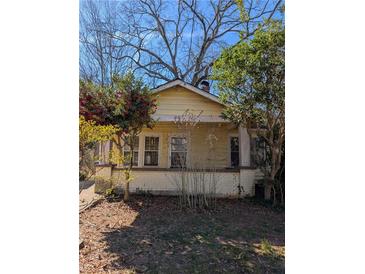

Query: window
251;136;267;167
170;137;187;168
123;136;139;166
144;136;159;166
95;142;101;164
95;141;110;164
230;137;239;167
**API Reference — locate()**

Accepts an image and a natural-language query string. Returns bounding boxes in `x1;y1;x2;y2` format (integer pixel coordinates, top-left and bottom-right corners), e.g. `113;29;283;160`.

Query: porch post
238;126;251;167
238;126;255;196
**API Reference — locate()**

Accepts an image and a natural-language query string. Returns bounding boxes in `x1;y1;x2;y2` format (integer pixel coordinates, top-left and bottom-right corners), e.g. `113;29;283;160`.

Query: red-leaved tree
108;73;157;201
79;73;157;201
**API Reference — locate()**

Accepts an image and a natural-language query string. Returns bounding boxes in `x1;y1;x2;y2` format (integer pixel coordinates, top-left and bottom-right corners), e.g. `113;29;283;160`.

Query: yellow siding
153;86;224;116
139;122;237;168
94;82;258;196
108;86;237;169
94;165;258;197
110;169;241;196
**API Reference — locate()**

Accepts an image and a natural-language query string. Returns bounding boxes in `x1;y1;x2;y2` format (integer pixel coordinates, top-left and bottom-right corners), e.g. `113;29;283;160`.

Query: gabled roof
151;79;223;105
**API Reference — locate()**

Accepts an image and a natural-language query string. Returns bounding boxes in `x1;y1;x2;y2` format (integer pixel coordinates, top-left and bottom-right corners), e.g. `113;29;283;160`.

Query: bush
169;168;220;209
94;176;113;194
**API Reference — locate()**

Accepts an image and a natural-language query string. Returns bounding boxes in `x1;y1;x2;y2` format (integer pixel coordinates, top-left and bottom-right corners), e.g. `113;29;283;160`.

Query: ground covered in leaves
80;196;284;273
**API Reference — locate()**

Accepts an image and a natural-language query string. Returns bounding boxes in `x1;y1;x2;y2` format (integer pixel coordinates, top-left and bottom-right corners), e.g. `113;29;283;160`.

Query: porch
95;165;258;197
95;121;259;197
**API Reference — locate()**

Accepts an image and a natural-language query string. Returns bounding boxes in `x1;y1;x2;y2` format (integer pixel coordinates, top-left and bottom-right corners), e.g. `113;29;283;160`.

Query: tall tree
212;21;284;203
79;0;131;86
80;0;283;86
80;73;157;201
109;73;157;201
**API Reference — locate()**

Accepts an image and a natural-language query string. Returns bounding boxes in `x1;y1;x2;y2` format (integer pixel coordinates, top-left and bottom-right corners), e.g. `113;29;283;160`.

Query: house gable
152;79;223;104
151;80;225;120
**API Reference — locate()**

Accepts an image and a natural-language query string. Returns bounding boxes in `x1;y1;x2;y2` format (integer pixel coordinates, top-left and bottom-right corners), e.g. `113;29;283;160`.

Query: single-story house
95;79;262;197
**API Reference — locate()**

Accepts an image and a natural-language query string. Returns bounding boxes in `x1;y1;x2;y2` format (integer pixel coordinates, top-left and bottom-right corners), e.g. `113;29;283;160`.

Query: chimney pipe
200;80;210;93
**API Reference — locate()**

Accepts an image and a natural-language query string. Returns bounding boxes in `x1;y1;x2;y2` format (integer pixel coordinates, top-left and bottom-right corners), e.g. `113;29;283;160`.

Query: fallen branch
79;197;104;213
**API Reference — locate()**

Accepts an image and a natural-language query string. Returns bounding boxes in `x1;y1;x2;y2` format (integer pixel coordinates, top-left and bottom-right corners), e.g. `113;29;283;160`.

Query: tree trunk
123;159;132;201
124;180;130;201
264;179;273;200
272;185;277;206
279;183;284;206
265;145;280;201
124;139;134;202
264;168;276;201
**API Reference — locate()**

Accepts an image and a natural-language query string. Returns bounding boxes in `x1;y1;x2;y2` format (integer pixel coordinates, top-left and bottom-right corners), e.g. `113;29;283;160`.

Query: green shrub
94;176;112;194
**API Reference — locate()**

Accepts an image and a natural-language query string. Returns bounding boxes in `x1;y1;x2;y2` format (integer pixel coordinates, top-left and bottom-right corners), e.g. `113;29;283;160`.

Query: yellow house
96;79;260;197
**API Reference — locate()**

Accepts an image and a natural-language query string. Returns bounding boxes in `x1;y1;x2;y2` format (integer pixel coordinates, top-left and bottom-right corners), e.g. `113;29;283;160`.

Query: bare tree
80;0;283;86
113;0;282;86
79;0;131;86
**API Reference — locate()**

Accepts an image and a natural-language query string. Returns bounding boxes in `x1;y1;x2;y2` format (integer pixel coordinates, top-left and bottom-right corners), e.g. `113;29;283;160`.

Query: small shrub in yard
94;176;112;194
169;167;220;210
105;187;123;202
94;176;120;196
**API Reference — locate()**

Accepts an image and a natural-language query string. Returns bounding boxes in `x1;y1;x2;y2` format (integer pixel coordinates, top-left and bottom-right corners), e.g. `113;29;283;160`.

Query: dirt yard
80;196;284;273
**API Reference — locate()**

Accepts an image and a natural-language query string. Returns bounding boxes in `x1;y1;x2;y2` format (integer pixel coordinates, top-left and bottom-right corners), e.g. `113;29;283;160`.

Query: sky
80;0;284;92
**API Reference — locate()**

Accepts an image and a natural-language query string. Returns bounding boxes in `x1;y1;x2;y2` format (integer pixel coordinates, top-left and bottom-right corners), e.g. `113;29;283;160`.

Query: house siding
153;86;223;117
111;169;241;197
114;122;238;169
95;85;260;197
108;85;239;169
94;166;257;197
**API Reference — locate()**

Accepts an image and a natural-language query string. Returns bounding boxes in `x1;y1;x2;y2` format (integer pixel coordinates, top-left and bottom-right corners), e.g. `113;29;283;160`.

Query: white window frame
122;136;140;167
96;140;111;164
142;133;162;167
227;134;239;168
168;133;190;168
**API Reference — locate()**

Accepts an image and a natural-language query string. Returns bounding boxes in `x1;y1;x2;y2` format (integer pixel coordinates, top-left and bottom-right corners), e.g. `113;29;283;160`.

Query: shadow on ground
80;196;284;273
79;180;95;191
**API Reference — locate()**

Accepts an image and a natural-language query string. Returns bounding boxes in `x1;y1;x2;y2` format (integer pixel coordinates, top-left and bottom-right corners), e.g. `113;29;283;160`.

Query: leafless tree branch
80;0;283;86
